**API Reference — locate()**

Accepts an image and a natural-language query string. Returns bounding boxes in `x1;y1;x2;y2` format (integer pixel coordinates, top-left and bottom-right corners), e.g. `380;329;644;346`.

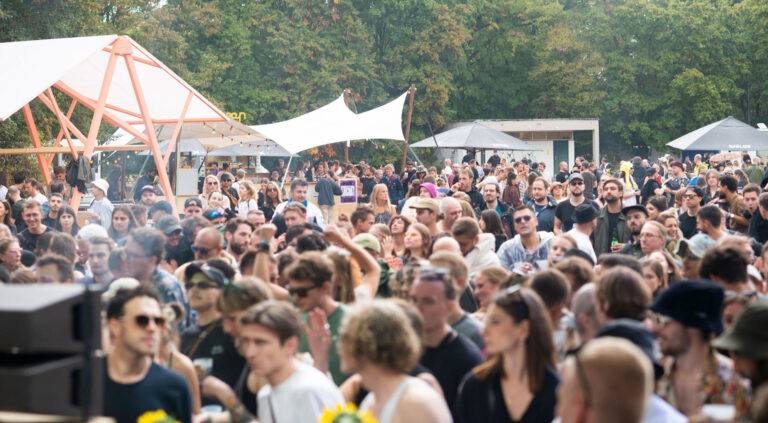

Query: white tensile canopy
252;91;409;155
666;116;768;151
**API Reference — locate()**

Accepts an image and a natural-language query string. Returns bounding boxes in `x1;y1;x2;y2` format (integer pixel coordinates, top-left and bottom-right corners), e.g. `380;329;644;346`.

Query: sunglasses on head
185;281;218;290
500;284;529;317
126;314;166;329
514;215;532;224
287;285;320;298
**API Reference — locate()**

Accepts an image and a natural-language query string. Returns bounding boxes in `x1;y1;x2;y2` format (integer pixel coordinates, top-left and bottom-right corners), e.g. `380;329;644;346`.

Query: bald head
431;236;461;255
557;337;653;423
440;197;462;231
193;226;224;260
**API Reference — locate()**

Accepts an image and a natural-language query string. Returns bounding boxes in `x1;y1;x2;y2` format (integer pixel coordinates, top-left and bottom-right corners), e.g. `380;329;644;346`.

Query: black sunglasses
570;180;584;186
125;314;166;329
514;215;532;224
267;188;277;192
287;285;320;298
207;181;219;185
185;281;218;290
191;245;211;256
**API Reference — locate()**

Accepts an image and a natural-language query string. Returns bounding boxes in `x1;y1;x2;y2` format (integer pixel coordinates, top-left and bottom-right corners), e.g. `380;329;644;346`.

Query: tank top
360;377;426;423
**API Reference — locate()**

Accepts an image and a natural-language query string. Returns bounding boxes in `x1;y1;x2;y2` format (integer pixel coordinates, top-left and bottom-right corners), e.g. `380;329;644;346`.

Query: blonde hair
239;180;257;202
339;300;421;372
371;184;393;211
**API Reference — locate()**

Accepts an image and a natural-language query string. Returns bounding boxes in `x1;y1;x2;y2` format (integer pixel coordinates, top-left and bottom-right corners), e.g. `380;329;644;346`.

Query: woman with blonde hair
547;234;578;267
456;286;559;422
471;266;509;321
403;222;431;261
619;161;639;206
459;200;475;218
236;180;259;216
339;300;451;423
200;174;222;209
704;168;720;204
371;183;396;224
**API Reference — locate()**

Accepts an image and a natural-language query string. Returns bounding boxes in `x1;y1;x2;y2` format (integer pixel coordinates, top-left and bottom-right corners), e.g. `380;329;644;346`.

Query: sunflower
318;403;377;423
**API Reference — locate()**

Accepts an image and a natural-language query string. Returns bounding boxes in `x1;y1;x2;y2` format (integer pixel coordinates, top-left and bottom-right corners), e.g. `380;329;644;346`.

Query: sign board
339;178;357;204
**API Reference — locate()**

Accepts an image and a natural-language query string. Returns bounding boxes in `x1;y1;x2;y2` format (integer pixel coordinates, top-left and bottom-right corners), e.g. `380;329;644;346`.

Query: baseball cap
184;262;228;287
569;173;584;182
184;197;203;208
353;233;381;254
671;161;684;169
149;200;173;216
155;215;182;236
676;234;717;259
140;185;155;194
621;204;648;217
409;198;439;213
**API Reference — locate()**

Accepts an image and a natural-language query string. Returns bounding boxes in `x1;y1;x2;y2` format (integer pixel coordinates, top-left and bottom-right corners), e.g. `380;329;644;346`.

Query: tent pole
280;156;293;191
164;91;193;166
401;84;416;172
21;105;51;186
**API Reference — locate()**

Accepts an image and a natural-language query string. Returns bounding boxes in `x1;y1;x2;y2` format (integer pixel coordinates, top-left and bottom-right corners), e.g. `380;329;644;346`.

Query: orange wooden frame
13;36;229;216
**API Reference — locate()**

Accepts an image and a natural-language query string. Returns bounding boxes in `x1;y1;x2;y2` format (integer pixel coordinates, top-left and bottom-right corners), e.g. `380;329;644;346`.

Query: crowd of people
3;149;768;423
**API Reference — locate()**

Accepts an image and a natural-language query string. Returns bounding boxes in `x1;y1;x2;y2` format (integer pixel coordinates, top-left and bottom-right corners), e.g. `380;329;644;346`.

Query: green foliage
1;0;767;166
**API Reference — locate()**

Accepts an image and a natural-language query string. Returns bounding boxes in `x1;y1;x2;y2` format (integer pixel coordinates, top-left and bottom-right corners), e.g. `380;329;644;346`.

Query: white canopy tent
252;91;409;155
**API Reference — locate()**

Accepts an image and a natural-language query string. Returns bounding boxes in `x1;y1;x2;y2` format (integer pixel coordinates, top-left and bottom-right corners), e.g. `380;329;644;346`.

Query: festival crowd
2;150;768;423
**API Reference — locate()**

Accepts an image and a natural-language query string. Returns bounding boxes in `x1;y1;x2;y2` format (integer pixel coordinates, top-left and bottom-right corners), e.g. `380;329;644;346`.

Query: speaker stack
0;284;103;418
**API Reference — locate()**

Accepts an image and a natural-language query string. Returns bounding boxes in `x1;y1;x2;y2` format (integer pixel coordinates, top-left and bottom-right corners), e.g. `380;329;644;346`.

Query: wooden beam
21;105;51;185
0;145;150;155
402;84;416;172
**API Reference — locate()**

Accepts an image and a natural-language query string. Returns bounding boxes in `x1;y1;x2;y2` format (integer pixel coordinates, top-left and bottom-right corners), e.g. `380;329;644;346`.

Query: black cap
621;204;648;217
184;262;228;287
649;280;724;334
596;319;664;380
155;215;182;236
685;186;705;198
149;200;173;216
572;203;597;224
184;197;202;208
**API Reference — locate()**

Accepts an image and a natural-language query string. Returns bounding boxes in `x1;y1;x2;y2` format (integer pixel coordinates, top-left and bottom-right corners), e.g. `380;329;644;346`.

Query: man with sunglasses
498;204;553;274
284;252;348;385
104;286;192;423
180;260;245;403
554;173;597;235
650;281;750;420
678;186;703;239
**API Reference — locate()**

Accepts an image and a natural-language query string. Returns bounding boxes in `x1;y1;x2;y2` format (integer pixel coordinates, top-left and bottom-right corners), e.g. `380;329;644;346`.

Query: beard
230;242;246;256
605;195;619;203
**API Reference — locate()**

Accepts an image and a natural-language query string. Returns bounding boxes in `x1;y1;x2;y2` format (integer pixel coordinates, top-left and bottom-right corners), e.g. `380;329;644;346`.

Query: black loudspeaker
0;284;102;417
0;284;101;354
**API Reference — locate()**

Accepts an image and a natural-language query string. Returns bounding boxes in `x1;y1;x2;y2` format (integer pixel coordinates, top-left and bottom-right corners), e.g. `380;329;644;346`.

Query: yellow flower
318;403;377;423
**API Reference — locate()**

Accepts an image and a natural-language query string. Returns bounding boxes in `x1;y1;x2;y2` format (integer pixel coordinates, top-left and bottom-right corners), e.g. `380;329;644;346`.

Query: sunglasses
191;245;211;256
287;285;320;298
267;188;277;192
207;181;219;185
570;181;584;186
684;194;696;199
125;314;166;329
206;210;226;219
185;281;218;290
514;215;532;224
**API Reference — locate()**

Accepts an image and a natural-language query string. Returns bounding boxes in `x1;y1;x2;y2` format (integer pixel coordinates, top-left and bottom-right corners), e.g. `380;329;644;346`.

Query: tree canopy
1;0;767;166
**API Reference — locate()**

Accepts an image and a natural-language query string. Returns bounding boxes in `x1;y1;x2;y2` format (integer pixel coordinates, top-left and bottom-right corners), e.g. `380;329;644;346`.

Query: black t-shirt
607;211;620;242
420;330;484;417
455;365;560;423
42;214;57;229
582;171;596;199
166;236;195;267
17;225;58;252
104;361;192;423
554;198;596;232
488;155;501;167
180;319;245;404
641;179;661;204
555;171;568;183
679;210;698;239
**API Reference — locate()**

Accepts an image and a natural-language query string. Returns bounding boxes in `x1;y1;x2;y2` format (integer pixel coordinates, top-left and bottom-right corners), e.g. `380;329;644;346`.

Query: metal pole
280;155;293;191
401;84;416;172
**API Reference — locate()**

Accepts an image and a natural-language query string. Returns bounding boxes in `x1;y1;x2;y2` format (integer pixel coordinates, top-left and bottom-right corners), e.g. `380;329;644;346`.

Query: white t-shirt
257;361;344;423
566;228;597;264
30;193;47;206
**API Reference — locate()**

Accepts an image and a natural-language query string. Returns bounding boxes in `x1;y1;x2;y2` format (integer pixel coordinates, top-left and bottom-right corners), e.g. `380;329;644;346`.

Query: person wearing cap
593;319;687;423
676;233;717;279
619;204;648;259
554;172;597;235
713;301;768;410
400;161;417;186
179;260;245;402
138;185;157;207
650;280;750;419
678;186;704;239
87;179;114;229
183;197;203;218
157;215;192;271
132;169;157;202
411;197;441;236
149;200;173;224
566;202;598;263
